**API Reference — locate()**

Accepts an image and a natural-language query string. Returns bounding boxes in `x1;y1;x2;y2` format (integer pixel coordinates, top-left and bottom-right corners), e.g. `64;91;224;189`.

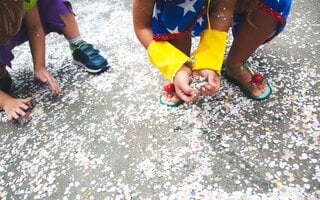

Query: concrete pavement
0;0;319;199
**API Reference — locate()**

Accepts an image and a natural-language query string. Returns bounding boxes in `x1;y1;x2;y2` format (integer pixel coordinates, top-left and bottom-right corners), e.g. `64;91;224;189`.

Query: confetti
0;0;319;199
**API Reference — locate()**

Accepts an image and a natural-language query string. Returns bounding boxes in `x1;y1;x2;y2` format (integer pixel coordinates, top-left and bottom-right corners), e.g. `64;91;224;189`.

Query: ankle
226;63;244;69
225;59;247;69
69;36;84;48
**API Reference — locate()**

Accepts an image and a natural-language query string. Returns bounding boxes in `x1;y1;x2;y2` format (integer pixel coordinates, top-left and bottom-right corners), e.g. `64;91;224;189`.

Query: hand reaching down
173;65;199;103
192;69;220;96
2;95;33;121
34;68;61;94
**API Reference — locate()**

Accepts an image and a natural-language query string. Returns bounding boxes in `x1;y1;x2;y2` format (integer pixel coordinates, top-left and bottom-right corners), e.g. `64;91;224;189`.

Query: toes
252;83;267;97
257;82;266;90
163;93;181;103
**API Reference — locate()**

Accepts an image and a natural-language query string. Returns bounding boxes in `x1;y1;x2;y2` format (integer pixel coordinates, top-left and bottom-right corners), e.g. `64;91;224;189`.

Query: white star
178;0;197;16
167;26;180;34
197;17;204;26
152;5;161;19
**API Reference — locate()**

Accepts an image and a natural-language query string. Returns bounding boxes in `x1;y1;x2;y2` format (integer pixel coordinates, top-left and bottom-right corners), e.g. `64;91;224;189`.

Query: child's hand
34;69;61;94
193;69;220;96
3;96;33;121
173;65;199;102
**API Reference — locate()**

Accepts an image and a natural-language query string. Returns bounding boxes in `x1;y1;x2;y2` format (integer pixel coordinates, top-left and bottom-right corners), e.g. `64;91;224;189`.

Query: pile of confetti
0;0;319;199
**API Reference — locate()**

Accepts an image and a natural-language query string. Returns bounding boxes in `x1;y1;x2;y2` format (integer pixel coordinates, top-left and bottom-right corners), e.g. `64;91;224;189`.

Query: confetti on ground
0;0;319;199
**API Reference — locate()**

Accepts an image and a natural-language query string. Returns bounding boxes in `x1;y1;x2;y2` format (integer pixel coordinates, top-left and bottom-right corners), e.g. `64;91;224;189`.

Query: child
132;0;291;106
0;0;109;120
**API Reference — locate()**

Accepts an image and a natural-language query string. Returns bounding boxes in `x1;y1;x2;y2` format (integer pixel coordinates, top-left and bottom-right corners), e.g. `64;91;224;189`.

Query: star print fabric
152;0;207;41
151;0;291;41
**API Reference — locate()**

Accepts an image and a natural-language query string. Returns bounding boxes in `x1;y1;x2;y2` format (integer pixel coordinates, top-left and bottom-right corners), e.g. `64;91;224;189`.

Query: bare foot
232;69;266;96
162;91;182;104
226;63;267;97
160;83;183;106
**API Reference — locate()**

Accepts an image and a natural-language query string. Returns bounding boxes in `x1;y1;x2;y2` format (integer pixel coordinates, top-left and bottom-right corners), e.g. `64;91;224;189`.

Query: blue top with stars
152;0;291;41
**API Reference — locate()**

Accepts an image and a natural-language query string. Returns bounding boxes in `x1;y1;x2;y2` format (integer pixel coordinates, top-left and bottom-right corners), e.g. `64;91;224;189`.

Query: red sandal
224;62;272;101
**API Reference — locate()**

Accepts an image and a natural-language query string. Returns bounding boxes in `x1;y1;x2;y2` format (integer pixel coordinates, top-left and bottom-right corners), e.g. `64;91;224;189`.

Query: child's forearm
192;0;237;73
24;5;46;71
28;26;46;71
132;0;155;49
193;29;227;74
148;40;191;80
0;90;13;109
135;29;154;49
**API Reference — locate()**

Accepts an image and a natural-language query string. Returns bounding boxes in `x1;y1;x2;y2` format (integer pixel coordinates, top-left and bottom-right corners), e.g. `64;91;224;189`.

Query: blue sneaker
71;41;109;73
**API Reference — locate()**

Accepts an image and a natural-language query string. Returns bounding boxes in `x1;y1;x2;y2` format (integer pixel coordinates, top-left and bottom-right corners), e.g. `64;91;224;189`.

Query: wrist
147;40;190;80
180;64;192;73
34;65;45;71
0;90;13;108
192;29;227;75
173;64;192;83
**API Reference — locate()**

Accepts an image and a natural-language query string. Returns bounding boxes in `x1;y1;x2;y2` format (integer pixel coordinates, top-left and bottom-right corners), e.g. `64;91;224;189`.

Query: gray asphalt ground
0;0;319;199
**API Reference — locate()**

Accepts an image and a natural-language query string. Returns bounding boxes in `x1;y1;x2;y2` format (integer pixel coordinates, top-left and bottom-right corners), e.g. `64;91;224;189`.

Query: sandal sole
225;73;272;101
159;95;183;107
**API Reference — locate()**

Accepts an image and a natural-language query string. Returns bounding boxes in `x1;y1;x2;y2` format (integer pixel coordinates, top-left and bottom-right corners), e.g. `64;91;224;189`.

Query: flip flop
160;83;183;107
159;95;183;107
224;62;272;101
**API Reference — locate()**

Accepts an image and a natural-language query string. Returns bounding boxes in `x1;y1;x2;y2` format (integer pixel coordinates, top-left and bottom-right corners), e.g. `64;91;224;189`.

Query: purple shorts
0;0;73;69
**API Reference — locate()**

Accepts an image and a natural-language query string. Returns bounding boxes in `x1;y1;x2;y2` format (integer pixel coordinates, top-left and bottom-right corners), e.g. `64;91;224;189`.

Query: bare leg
56;3;108;73
169;33;192;56
226;3;278;96
58;5;80;40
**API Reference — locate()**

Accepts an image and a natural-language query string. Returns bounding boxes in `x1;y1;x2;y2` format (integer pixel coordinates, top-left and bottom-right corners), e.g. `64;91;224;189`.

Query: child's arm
0;91;32;120
133;0;198;102
23;6;61;94
192;0;237;96
132;0;154;49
